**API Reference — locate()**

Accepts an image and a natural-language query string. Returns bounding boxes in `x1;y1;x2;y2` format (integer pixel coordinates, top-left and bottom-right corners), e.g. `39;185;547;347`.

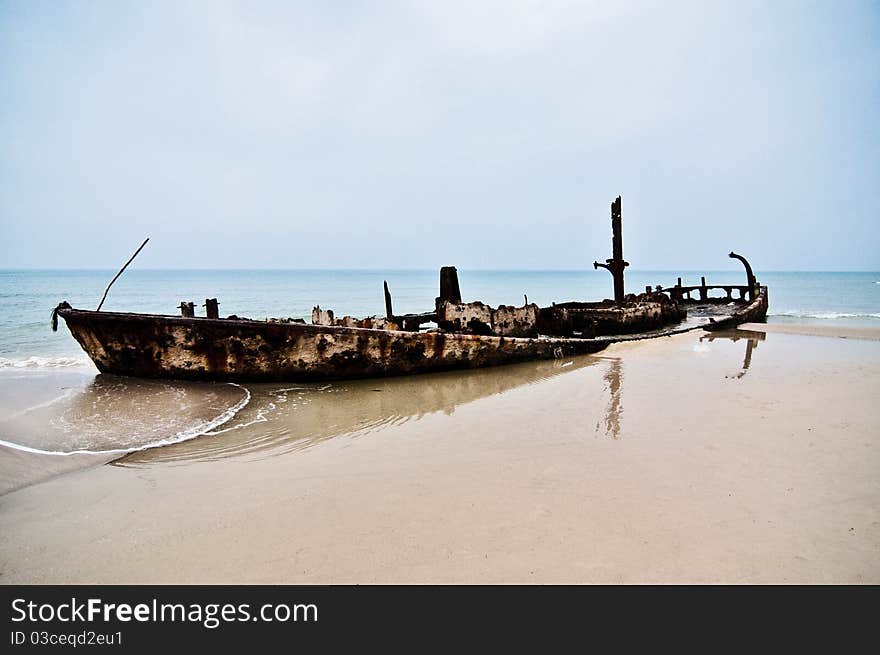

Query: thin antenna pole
96;237;150;311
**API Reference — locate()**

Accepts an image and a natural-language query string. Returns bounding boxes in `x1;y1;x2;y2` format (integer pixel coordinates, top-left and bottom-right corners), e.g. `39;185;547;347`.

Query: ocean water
0;268;877;488
1;268;878;365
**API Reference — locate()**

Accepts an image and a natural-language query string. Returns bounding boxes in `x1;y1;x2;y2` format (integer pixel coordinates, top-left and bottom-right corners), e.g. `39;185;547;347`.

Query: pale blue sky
1;0;878;270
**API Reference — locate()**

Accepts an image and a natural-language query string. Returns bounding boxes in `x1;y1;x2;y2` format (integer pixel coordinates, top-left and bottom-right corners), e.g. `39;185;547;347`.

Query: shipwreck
52;197;768;381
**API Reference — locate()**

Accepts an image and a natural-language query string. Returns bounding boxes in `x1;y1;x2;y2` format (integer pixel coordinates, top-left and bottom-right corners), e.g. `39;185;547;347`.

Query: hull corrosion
701;287;769;332
58;308;612;382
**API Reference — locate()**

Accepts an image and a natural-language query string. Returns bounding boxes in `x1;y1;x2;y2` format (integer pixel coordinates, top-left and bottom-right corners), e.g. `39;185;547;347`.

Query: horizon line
1;267;878;274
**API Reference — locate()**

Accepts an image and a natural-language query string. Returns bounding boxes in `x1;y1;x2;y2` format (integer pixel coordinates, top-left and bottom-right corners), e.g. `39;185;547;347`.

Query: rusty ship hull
55;288;766;383
57;307;615;382
700;286;769;332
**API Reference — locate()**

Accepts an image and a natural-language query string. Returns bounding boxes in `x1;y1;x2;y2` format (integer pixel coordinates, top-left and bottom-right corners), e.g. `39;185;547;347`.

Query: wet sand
740;322;880;340
1;326;878;583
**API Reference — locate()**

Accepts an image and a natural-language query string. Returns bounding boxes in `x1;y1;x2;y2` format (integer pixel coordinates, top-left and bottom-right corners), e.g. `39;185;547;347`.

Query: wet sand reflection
595;358;623;439
592;328;768;439
119;355;601;466
701;329;766;379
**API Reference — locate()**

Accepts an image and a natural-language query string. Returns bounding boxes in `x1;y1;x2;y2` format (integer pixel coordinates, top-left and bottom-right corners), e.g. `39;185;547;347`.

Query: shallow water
0;374;249;455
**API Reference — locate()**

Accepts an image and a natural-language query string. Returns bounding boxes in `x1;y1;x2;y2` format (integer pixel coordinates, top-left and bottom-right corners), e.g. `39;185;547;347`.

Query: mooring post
671;277;684;301
593;195;629;304
204;298;219;319
383;280;394;320
700;276;708;301
439;266;462;304
178;301;195;318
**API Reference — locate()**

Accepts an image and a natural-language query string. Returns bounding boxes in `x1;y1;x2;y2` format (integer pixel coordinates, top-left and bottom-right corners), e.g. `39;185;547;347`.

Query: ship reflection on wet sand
595;358;624;440
590;328;767;440
118;355;601;466
701;329;766;379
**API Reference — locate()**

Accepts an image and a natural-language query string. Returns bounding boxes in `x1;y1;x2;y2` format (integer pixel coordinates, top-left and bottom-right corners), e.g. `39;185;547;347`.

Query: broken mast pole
383;280;394;320
593;195;629;304
439;266;462;304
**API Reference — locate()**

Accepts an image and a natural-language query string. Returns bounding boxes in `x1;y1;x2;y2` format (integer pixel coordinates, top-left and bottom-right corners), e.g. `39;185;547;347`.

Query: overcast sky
1;1;877;271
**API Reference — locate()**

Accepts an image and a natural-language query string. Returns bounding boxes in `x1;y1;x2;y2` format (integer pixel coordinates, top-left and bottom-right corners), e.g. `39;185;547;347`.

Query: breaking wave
770;311;880;320
0;384;251;457
0;355;94;369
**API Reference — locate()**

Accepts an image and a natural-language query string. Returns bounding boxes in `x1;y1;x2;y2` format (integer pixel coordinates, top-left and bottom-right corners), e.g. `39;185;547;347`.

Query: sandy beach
1;324;878;584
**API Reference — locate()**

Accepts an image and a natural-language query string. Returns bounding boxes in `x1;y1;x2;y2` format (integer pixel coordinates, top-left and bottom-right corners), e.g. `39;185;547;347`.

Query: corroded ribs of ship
51;196;768;381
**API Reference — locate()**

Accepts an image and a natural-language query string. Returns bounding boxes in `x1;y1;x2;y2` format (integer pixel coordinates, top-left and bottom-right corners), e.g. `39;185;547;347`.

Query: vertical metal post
383;280;394;320
439;266;462;304
205;298;219;320
593;195;629;304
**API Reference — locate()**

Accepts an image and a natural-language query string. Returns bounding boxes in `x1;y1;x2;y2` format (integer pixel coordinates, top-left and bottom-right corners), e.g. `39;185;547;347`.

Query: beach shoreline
739;322;880;340
1;324;878;584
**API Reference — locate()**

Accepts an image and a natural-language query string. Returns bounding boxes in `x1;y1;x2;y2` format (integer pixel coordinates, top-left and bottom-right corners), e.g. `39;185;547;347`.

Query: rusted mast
383;280;394;320
96;237;150;311
728;251;757;301
593;196;629;304
439;266;462;304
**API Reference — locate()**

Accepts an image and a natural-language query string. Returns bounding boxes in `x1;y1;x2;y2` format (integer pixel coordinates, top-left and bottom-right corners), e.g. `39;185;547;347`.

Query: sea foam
770;311;880;320
0;384;251;456
0;355;93;369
